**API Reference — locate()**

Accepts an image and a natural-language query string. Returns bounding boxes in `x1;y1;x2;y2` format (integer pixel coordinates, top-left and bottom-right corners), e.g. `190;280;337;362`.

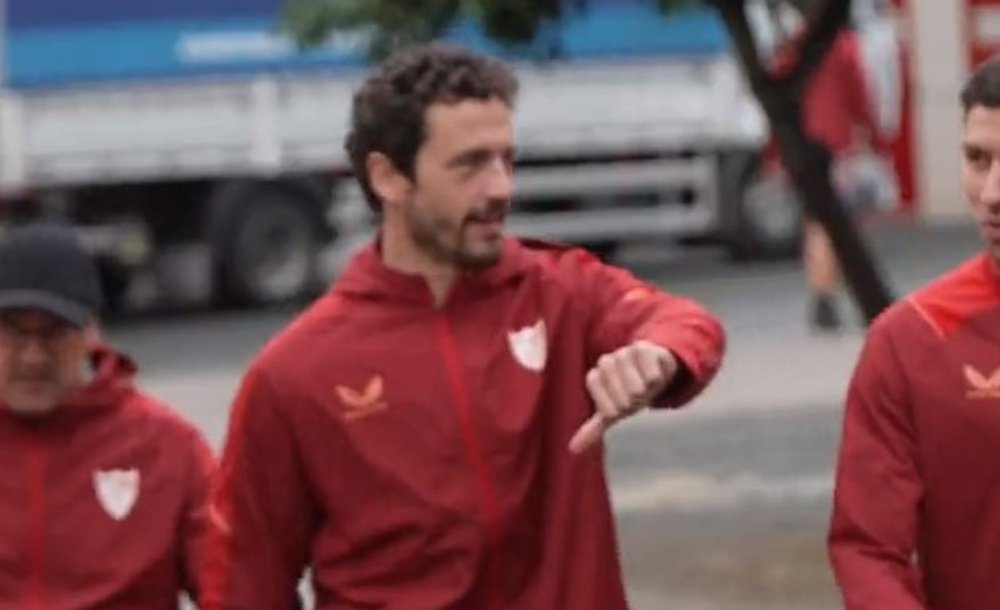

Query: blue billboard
4;0;730;88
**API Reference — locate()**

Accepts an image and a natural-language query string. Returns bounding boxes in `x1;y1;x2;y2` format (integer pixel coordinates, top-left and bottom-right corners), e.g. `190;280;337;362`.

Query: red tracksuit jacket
830;252;1000;609
0;346;215;609
203;238;725;609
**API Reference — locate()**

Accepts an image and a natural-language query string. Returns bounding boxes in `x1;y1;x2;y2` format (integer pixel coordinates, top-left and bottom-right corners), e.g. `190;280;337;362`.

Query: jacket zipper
434;315;503;610
27;437;46;610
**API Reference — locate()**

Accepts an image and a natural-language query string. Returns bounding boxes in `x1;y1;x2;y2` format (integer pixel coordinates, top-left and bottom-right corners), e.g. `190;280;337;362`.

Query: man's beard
407;199;508;271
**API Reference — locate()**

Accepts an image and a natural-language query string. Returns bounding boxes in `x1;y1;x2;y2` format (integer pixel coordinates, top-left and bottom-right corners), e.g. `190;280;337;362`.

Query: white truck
0;0;895;309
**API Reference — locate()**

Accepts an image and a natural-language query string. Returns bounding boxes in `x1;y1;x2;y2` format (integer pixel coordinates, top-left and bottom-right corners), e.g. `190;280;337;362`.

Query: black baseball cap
0;223;103;327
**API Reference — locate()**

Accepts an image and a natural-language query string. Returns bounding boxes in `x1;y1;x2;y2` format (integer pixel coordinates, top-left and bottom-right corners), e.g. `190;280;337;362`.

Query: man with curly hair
203;43;725;610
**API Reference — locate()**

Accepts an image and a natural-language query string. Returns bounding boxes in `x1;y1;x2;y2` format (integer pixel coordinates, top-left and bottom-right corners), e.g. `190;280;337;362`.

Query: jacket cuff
645;335;721;409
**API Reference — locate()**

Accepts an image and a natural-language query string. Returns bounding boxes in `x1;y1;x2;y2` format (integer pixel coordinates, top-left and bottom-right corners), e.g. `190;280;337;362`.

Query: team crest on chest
507;318;548;372
93;468;140;521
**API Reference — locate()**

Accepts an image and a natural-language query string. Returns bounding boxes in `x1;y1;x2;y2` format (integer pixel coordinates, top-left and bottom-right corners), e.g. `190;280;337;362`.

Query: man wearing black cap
0;223;215;608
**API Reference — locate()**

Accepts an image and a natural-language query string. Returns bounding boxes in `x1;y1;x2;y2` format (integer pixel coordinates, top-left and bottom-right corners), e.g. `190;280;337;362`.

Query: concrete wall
910;0;968;219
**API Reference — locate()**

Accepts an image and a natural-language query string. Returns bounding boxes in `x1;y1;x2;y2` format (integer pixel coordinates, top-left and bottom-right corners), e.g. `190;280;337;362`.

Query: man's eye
967;149;991;167
464;153;490;167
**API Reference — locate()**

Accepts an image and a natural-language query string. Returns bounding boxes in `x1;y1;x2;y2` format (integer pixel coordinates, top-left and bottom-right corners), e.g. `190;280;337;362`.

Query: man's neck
380;224;457;307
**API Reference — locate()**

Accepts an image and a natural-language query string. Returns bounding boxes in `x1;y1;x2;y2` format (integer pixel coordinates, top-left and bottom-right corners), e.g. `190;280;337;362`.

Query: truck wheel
209;182;321;307
720;151;802;261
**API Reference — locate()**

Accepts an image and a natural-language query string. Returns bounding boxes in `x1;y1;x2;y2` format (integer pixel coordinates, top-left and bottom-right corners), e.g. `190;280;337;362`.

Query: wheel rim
234;205;314;303
742;175;801;245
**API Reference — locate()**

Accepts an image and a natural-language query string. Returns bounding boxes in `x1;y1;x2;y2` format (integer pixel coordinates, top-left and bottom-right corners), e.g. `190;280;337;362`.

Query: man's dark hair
345;43;519;210
962;54;1000;114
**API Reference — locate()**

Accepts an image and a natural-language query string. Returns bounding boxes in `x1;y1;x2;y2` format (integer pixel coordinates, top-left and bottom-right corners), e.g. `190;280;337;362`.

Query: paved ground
104;220;983;609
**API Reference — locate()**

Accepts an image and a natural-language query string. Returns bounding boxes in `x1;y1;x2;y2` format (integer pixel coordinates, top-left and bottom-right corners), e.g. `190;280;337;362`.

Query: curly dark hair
345;43;519;211
963;54;1000;115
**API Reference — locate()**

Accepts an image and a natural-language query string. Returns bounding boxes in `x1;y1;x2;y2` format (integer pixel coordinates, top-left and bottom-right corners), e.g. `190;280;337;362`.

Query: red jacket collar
334;236;527;307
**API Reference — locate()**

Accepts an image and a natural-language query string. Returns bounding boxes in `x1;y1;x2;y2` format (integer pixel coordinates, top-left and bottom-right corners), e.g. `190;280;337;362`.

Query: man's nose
485;157;514;200
16;337;51;366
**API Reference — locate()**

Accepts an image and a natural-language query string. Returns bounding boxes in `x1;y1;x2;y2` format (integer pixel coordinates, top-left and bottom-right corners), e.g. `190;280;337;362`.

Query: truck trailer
0;0;897;308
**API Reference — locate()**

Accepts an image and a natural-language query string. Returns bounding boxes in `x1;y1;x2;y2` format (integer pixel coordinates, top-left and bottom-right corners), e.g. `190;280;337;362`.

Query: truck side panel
6;0;730;88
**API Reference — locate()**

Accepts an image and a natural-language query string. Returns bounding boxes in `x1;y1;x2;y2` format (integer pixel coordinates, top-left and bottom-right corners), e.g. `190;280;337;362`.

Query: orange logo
335;375;387;421
964;365;1000;399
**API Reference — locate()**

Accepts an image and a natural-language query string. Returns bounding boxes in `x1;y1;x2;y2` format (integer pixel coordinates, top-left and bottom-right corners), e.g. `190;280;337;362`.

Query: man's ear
367;152;412;209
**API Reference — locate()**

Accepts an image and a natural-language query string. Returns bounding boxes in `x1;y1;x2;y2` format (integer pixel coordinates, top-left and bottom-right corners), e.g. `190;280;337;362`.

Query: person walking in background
829;54;1000;609
763;7;896;331
203;43;725;610
0;223;215;609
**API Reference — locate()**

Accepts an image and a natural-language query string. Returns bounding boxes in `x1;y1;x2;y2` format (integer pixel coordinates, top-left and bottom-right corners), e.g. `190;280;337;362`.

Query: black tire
209;182;323;307
719;150;802;261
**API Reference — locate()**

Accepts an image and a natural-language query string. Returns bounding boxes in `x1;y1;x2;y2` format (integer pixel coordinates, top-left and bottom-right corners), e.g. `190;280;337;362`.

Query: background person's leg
803;220;841;330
